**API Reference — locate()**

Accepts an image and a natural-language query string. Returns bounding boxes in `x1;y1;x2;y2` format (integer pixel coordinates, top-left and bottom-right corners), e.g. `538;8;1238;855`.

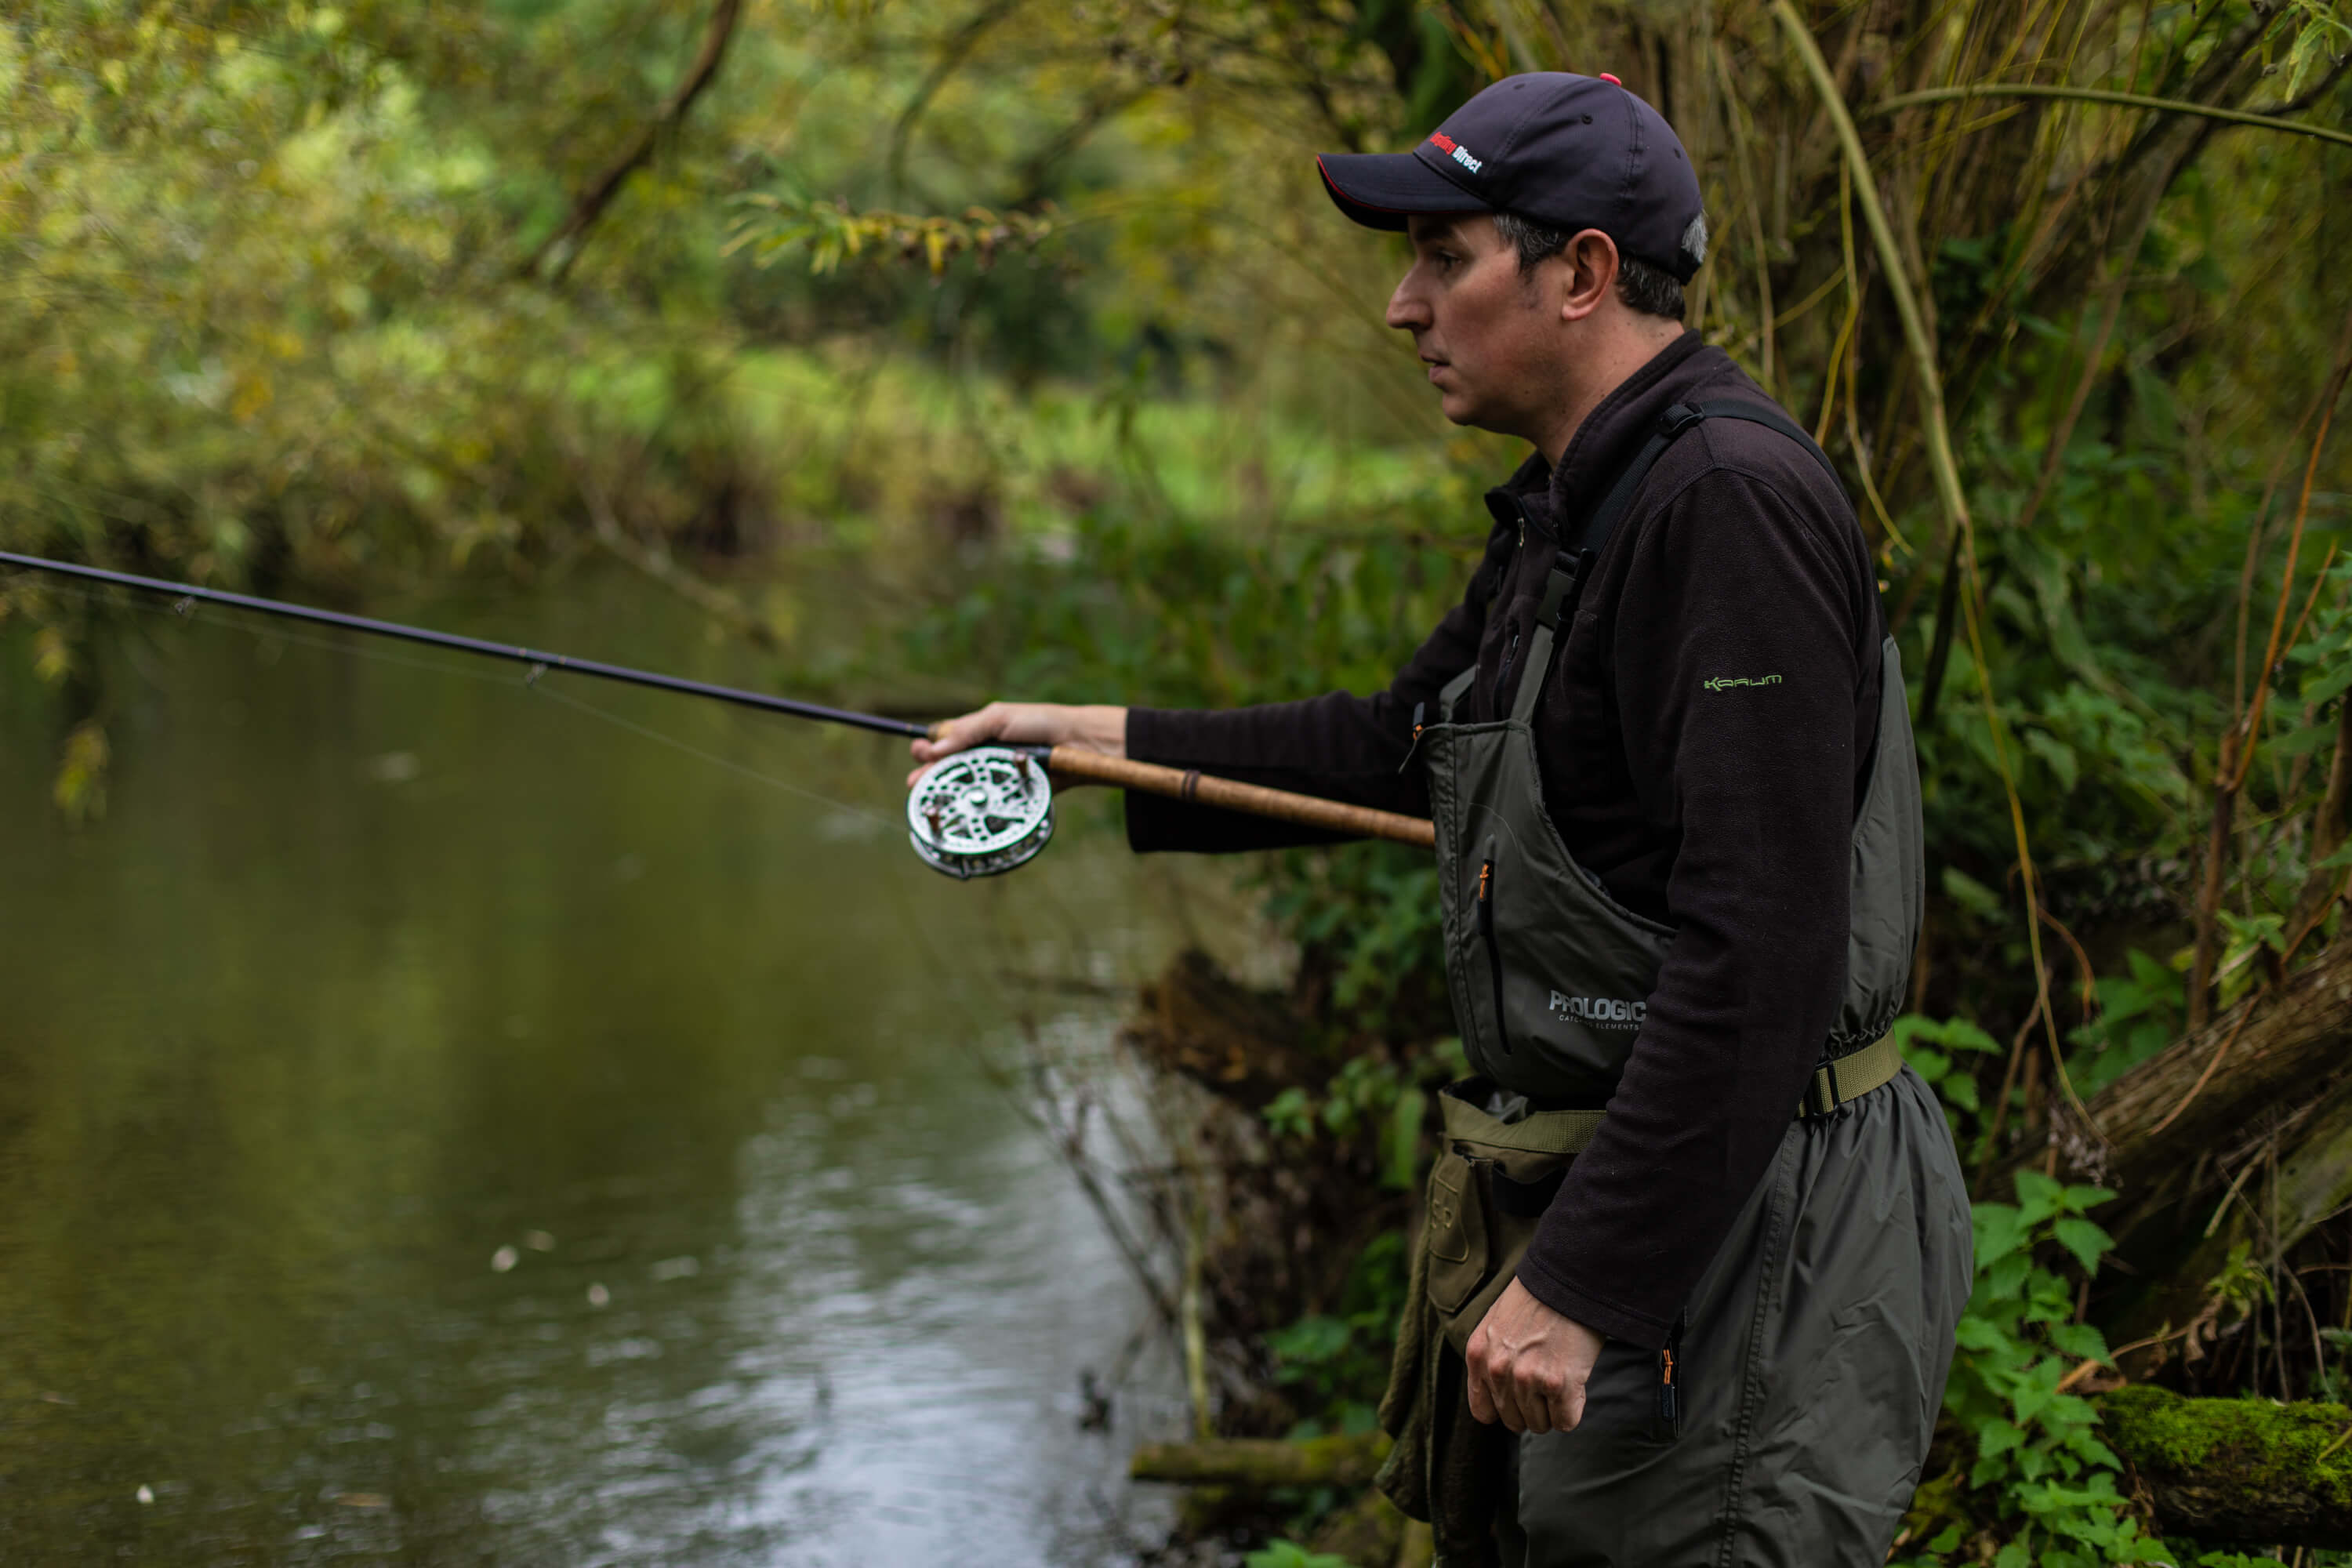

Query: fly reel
907;745;1054;879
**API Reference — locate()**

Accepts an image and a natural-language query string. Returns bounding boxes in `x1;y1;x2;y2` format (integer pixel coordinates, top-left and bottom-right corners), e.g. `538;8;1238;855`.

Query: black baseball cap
1316;72;1708;282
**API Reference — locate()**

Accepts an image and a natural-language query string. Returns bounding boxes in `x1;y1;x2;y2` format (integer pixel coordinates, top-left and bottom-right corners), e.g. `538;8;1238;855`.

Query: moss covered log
1129;1432;1391;1489
2101;1385;2352;1547
1136;1396;2352;1549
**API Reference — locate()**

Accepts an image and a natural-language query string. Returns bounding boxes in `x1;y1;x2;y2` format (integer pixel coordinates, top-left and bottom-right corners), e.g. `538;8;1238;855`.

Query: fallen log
1130;1431;1388;1490
2103;1385;2352;1547
2111;1073;2352;1347
1135;1396;2352;1548
1131;1436;1424;1568
2011;935;2352;1197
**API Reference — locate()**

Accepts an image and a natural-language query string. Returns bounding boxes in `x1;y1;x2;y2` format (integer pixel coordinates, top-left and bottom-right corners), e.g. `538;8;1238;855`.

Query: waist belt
1799;1033;1905;1118
1439;1033;1905;1164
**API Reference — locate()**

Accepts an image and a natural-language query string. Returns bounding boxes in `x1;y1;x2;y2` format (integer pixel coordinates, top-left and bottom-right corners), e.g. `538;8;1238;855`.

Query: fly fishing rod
0;550;1436;876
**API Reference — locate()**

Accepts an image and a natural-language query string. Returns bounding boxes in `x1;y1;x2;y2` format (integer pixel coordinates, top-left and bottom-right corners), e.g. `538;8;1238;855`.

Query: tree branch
521;0;743;283
885;0;1028;199
1867;82;2352;152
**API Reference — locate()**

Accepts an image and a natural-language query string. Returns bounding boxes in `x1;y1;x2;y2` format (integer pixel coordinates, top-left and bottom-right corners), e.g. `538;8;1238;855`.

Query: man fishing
913;72;1972;1566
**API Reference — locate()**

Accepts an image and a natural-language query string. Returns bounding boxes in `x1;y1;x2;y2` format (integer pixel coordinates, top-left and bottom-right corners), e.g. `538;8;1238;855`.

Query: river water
0;573;1203;1564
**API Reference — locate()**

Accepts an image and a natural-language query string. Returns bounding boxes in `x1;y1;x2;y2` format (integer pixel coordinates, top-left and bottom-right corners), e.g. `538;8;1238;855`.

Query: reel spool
907;745;1055;879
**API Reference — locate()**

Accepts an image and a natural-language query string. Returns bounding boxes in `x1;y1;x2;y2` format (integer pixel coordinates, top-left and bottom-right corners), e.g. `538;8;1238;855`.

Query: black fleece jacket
1122;331;1886;1348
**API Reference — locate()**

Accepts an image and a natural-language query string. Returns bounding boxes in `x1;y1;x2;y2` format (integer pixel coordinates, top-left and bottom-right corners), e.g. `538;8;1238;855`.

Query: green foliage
1264;1057;1427;1190
0;0;1448;593
2065;949;2188;1098
1894;1011;2003;1128
726;194;1062;278
1898;1171;2166;1568
1258;847;1447;1026
891;495;1480;710
1243;1541;1354;1568
0;2;771;578
1265;1230;1411;1438
2275;0;2352;96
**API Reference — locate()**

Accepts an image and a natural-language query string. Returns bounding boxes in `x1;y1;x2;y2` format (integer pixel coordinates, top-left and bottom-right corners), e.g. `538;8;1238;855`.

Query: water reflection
0;575;1185;1563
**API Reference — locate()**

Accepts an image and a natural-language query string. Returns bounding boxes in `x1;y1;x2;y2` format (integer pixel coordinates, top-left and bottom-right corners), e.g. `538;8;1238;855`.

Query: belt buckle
1802;1054;1844;1119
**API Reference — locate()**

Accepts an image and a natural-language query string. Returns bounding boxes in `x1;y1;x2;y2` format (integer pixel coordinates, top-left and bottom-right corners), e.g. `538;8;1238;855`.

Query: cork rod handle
1042;746;1437;850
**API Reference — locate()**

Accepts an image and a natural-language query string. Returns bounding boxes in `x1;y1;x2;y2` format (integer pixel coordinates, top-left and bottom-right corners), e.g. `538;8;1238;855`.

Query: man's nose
1386;274;1431;332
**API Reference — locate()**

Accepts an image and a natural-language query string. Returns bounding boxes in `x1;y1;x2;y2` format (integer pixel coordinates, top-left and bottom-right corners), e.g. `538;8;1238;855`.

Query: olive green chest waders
1374;404;1975;1567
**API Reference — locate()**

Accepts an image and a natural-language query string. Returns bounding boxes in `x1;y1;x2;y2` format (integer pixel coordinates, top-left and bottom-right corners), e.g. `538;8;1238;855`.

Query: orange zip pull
1478;860;1493;902
1656;1310;1686;1432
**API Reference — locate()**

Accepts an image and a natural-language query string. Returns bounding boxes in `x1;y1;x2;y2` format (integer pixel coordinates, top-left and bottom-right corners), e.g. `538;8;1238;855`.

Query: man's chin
1440;396;1509;436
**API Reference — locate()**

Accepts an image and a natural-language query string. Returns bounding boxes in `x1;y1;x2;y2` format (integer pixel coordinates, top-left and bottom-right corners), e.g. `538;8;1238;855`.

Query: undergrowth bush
1900;1171;2150;1567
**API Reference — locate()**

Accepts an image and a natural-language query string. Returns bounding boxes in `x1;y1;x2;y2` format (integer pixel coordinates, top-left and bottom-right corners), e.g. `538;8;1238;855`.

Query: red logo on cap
1599;71;1622;85
1427;130;1483;173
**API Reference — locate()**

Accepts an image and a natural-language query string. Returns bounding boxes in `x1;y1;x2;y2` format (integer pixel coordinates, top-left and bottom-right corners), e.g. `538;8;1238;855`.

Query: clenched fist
1466;1279;1605;1435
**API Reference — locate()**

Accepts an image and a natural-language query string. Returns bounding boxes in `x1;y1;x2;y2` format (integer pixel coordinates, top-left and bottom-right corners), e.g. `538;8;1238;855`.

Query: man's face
1386;214;1560;437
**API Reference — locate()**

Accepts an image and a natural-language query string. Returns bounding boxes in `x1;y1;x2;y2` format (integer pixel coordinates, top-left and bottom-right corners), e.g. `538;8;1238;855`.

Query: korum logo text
1428;132;1483;174
1549;991;1645;1029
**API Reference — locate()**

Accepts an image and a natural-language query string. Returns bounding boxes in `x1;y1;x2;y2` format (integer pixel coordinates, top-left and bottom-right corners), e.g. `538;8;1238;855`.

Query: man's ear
1558;230;1620;324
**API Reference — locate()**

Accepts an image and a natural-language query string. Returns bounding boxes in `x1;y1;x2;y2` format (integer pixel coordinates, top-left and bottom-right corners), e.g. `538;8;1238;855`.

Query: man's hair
1493;209;1697;321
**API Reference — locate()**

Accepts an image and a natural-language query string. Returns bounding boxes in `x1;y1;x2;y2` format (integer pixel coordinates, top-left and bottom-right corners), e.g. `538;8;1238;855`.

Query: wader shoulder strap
1507;566;1582;722
1508;401;1847;727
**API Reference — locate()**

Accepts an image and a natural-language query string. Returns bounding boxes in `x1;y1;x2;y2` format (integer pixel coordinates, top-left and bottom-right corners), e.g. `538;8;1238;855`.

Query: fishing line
12;570;895;826
7;551;1430;885
28;567;1043;1094
12;557;1185;1335
17;572;528;692
0;550;930;738
21;570;1033;1024
22;570;1044;1022
526;678;895;829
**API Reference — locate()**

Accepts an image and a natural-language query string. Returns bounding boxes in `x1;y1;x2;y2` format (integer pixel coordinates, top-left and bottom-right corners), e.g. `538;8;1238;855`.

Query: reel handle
1040;746;1436;850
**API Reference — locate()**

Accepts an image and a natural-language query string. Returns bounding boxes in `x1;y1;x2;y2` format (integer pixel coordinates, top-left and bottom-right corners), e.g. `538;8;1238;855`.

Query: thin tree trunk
2287;701;2352;941
2187;730;2240;1033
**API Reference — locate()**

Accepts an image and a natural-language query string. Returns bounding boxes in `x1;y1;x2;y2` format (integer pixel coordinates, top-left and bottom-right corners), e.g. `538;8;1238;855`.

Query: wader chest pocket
1423;1150;1489;1316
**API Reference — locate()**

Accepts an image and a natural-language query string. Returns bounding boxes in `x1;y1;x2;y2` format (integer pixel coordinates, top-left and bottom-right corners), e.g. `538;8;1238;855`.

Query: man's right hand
907;702;1127;789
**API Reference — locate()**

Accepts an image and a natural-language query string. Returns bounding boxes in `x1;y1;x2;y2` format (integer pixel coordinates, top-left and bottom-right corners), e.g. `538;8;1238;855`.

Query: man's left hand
1465;1279;1605;1434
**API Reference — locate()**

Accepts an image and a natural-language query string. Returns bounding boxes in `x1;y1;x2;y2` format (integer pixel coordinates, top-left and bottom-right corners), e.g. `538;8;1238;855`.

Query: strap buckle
1800;1052;1845;1119
1535;559;1584;630
1658;402;1707;438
